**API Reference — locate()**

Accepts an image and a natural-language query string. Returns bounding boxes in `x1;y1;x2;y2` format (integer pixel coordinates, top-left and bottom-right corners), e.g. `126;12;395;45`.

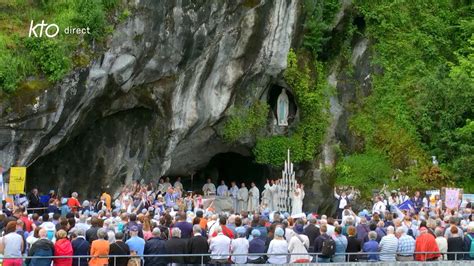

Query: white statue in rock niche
277;89;289;126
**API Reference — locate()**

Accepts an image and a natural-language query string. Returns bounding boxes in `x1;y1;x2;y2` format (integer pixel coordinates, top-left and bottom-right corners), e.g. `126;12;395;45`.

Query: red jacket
415;230;440;261
54;239;73;266
67;197;81;212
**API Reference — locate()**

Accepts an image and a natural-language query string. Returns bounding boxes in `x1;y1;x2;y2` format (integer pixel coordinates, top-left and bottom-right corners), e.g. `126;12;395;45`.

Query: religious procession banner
8;167;27;195
443;187;462;209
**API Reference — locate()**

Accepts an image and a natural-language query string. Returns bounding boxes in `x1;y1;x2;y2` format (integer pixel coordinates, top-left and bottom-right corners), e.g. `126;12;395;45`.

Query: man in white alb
372;196;387;216
202;178;216;196
247;182;260;212
237;183;248;213
216;180;228;197
229;181;239;213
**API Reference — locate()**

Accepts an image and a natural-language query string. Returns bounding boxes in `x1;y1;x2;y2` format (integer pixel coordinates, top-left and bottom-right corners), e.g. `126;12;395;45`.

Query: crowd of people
0;177;473;265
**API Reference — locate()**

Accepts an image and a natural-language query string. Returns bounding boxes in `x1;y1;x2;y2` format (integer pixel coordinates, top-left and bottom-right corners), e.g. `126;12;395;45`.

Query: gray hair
395;227;406;235
387;226;395;234
152;227;161;236
97;228;108;239
193;224;202;234
171;227;181;238
368;231;377;240
76;229;85;236
115;231;124;240
72;192;78;198
434;228;444;237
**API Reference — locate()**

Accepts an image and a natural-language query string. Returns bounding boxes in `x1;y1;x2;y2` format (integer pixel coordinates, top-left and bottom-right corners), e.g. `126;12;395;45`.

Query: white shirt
372;201;386;214
231;237;249;263
288;234;310;262
267;239;288;264
335;192;353;209
210;233;231;260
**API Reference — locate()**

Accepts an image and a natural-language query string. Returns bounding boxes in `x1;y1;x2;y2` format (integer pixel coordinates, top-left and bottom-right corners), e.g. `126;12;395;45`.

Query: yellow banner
9;167;26;195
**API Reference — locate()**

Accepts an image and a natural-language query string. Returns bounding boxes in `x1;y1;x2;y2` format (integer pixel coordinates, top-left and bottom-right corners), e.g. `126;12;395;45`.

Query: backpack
467;234;474;258
321;236;336;257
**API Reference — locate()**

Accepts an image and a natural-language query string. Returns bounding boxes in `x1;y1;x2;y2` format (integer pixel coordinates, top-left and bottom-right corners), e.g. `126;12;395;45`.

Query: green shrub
24;38;71;82
335;150;392;198
254;136;306;166
222;100;269;142
73;0;107;41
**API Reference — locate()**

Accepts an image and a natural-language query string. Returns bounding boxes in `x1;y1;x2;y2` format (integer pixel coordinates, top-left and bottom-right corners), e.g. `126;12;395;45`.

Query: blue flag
398;199;415;211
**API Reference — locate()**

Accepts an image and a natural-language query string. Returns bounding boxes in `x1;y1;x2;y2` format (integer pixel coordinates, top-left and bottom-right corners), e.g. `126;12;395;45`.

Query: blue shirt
363;240;379;261
126;236;145;256
397;234;415;256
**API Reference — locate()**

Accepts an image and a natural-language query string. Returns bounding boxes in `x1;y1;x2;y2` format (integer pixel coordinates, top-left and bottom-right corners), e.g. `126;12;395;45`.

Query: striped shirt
379;234;398;261
397;234;415;256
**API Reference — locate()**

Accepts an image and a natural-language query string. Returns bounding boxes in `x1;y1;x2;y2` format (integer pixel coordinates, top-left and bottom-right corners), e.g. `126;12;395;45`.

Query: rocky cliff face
0;0;300;197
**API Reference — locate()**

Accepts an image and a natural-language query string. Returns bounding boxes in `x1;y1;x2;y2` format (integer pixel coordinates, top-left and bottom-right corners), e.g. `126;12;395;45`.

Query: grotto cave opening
193;152;272;192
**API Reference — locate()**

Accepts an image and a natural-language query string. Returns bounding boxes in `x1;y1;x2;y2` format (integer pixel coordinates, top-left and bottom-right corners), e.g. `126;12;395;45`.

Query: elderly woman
363;231;379;262
435;228;447;260
90;228;110;266
267;227;288;264
231;227;249;264
248;229;266;263
0;221;24;266
54;229;73;266
288;224;311;263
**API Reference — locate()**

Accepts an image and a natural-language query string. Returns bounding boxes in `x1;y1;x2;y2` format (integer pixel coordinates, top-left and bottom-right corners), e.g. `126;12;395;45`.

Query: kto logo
29;20;59;38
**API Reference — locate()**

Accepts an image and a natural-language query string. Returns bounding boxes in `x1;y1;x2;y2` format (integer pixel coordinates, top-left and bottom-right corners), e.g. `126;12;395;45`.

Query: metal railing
2;251;473;265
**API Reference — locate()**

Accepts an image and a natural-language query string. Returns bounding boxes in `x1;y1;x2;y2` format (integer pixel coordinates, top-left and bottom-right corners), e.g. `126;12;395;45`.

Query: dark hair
192;217;201;225
334;226;342;234
53;213;60;220
42;213;49;222
219;216;227;225
235;217;242;227
5;221;17;234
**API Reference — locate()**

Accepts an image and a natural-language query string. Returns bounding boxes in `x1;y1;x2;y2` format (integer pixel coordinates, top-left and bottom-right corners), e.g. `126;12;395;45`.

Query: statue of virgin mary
277;89;289;126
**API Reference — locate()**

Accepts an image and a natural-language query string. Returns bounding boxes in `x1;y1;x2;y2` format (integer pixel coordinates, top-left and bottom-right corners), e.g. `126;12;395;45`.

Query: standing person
0;221;24;266
378;226;398;262
291;184;305;216
26;228;54;266
237;183;249;214
217;181;228;197
187;225;210;264
356;217;370;243
313;224;334;263
412;191;424;213
67;192;82;213
334;187;354;219
27;188;42;213
332;226;348;263
346;226;361;262
125;226;145;257
447;226;464;261
229;181;239;213
174;177;184;191
164;228;187;264
248;182;260;212
414;227;440;261
372;196;387;216
144;228;167;266
90;229;111;266
263;180;274;212
231;227;249;264
174;212;193;238
202;178;216;195
53;230;73;266
269;179;281;212
363;231;379;262
209;227;231;264
109;231;130;266
464;225;474;260
86;217;101;244
304;217;320;252
267;227;288;264
288;224;311;263
435;228;447;260
395;227;415;261
71;229;89;266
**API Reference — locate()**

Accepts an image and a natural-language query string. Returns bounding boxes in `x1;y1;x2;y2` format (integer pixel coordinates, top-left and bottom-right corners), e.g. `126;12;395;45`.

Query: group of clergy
202;178;304;214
